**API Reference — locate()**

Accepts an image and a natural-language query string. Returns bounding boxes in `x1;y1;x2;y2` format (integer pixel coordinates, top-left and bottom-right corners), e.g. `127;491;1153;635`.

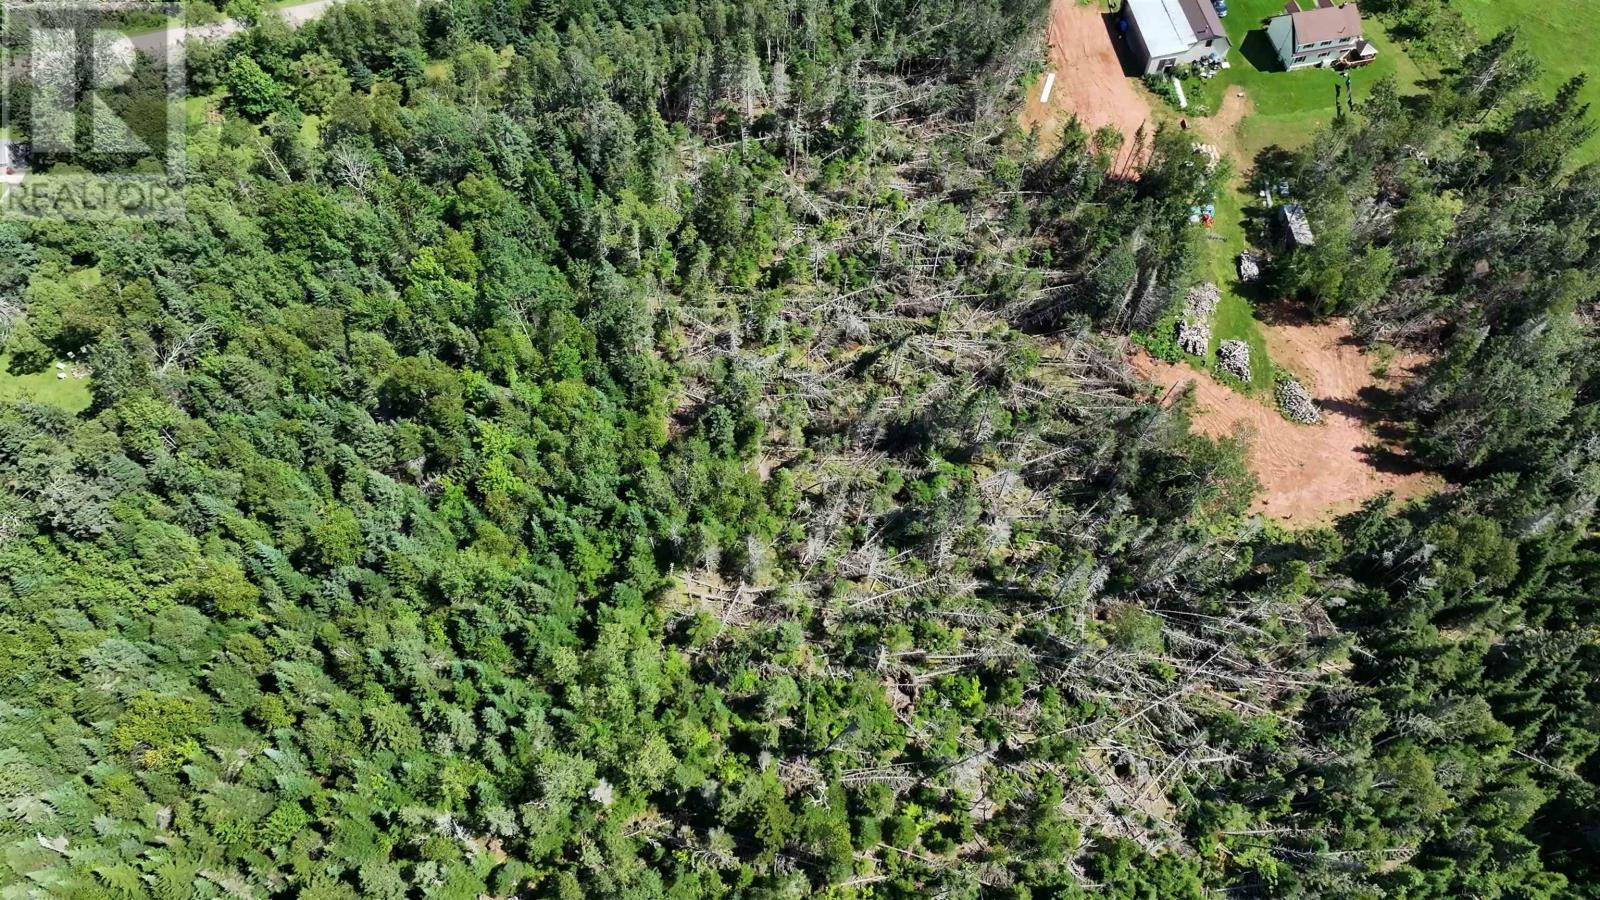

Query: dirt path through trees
1021;0;1154;159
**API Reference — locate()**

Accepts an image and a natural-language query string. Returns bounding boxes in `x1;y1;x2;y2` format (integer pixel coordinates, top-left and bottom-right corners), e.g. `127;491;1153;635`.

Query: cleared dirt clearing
1135;311;1441;526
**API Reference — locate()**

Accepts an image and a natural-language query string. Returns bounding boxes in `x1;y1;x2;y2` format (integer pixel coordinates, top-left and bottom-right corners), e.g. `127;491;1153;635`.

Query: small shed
1278;203;1315;248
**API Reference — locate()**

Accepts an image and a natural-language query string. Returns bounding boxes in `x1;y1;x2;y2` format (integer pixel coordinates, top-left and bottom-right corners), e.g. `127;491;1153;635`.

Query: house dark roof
1288;2;1363;46
1175;0;1225;42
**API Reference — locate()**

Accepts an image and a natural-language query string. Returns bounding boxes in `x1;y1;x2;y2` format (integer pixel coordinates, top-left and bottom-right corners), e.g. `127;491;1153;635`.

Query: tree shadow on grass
1249;297;1313;328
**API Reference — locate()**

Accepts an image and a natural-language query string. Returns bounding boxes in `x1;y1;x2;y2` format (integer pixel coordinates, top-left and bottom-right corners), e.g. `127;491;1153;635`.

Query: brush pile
1176;283;1221;356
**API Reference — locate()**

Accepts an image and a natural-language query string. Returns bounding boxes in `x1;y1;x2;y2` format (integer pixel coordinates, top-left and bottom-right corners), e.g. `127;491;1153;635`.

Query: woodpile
1237;252;1260;283
1217;339;1251;381
1275;376;1321;424
1175;283;1220;356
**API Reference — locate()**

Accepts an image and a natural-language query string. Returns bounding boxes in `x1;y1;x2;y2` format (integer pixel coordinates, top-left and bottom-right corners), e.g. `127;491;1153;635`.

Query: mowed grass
1197;0;1426;157
1454;0;1600;167
1159;0;1429;393
0;354;93;414
1201;173;1273;391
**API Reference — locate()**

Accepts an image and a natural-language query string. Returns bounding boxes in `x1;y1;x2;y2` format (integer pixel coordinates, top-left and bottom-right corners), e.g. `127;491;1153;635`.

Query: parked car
1213;0;1228;16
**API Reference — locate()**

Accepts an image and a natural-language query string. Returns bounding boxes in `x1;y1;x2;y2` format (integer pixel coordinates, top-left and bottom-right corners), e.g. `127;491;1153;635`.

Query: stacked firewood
1275;376;1321;424
1175;283;1221;356
1217;339;1251;381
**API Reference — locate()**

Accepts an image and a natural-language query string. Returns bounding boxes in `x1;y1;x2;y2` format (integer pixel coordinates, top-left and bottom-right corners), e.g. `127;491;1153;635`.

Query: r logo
29;27;151;155
0;1;185;220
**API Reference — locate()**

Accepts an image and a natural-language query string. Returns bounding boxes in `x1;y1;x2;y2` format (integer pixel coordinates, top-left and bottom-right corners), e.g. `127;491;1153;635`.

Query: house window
1293;55;1306;64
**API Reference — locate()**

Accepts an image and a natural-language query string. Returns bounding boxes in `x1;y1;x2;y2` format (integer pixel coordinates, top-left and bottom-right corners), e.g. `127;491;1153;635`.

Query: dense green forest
0;1;1596;897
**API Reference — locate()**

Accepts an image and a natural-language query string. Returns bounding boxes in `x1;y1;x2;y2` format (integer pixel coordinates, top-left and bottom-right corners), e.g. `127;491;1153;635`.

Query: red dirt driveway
1021;0;1155;159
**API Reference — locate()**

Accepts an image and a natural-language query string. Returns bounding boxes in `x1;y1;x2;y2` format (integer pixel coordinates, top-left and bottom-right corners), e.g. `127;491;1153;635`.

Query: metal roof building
1122;0;1231;75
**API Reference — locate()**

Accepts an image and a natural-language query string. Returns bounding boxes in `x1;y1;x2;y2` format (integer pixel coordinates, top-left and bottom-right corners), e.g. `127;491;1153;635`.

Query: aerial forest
0;0;1596;897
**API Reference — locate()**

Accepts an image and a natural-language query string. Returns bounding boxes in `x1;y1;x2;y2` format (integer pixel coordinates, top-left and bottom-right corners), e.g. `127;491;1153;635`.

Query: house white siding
1124;0;1230;75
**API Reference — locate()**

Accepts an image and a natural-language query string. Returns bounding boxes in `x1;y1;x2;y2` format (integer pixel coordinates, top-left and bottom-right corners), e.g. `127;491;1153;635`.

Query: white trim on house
1267;3;1364;71
1123;0;1232;76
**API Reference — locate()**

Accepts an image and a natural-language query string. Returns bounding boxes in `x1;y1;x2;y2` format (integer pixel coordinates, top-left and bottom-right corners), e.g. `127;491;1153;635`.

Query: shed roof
1125;0;1198;58
1175;0;1225;42
1280;203;1315;246
1286;2;1363;46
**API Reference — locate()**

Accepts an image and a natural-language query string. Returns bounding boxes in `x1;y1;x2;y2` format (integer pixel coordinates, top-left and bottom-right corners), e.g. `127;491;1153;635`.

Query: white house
1267;1;1366;71
1121;0;1230;76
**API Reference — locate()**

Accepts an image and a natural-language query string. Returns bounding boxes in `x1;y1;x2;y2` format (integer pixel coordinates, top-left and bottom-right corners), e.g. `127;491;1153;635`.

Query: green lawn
1454;0;1600;167
0;353;93;414
1200;173;1273;392
1195;0;1427;158
1157;0;1430;395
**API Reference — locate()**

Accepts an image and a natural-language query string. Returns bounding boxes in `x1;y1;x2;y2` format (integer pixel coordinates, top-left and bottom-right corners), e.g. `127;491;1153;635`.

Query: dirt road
1021;0;1154;158
1134;312;1440;526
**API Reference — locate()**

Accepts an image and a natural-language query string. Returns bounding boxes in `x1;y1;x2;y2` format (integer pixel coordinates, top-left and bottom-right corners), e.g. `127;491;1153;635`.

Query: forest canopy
0;1;1596;898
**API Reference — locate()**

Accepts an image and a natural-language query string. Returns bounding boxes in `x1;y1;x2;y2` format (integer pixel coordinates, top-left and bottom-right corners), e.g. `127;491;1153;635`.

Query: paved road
126;0;342;58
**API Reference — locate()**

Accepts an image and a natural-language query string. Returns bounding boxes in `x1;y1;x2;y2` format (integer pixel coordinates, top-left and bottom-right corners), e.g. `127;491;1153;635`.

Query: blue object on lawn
1213;0;1228;16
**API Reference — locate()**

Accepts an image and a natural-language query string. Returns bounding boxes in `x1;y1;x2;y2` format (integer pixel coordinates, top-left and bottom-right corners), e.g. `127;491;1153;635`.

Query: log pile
1275;377;1321;424
1237;252;1261;283
1217;339;1251;381
1175;283;1220;356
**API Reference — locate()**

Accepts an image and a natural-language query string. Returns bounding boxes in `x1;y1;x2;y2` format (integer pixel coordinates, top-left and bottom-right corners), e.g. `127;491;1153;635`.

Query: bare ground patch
1134;311;1442;526
1021;0;1156;163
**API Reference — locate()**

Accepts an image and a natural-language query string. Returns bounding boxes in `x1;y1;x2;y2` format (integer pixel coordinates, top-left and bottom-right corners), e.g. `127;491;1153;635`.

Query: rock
1217;339;1251;380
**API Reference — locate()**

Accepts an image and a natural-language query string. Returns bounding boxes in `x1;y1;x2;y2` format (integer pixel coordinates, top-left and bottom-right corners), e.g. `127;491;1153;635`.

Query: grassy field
1200;172;1274;391
0;354;93;414
1453;0;1600;167
1195;0;1426;158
